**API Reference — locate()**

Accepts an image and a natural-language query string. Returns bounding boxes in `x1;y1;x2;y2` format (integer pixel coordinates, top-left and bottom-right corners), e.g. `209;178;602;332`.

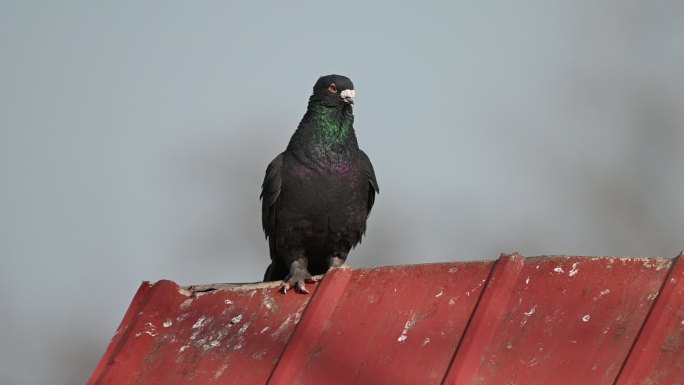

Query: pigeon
260;74;379;293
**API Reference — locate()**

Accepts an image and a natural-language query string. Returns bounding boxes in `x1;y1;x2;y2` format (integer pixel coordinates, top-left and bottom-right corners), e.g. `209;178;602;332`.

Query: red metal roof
88;253;684;385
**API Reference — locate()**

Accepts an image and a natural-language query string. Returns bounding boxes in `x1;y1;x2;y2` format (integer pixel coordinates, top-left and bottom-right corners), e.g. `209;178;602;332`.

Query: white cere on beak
340;89;355;104
340;89;355;99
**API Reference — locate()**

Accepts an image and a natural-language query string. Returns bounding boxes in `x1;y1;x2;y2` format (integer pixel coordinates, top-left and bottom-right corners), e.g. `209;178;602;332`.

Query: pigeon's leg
327;249;349;271
282;251;316;294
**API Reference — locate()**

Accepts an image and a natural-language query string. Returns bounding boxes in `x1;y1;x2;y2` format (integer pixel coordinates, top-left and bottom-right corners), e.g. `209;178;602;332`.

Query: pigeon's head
311;74;355;108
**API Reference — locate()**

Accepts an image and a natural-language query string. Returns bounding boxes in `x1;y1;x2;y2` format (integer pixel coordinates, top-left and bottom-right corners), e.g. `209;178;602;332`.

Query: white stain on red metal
582;315;591;322
261;293;276;312
521;305;537;327
465;284;481;297
233;338;245;350
193;315;207;329
238;323;250;335
528;356;539;367
214;364;228;379
272;314;294;339
640;258;671;270
180;299;193;310
594;289;610;301
134;322;158;338
397;311;417;343
568;262;579;277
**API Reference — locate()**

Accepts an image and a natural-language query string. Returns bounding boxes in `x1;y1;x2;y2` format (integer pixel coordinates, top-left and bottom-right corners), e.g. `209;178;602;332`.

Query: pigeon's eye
328;84;337;93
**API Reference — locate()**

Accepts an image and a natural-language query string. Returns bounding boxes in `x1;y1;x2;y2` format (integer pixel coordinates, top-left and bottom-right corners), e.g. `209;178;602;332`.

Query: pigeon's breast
279;154;367;234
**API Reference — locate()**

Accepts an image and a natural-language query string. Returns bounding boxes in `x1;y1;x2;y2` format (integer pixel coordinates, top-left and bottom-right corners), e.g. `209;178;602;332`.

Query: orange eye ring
328;84;337;93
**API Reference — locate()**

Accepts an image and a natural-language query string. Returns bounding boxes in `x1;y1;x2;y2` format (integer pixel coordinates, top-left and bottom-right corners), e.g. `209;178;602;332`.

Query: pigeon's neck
288;104;358;164
312;105;354;141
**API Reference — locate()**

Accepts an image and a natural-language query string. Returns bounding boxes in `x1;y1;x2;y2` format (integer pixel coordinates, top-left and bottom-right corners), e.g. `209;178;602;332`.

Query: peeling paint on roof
88;253;684;385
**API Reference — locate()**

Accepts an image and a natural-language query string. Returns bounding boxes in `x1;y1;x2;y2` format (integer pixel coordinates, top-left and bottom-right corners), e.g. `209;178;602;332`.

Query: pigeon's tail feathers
263;237;288;281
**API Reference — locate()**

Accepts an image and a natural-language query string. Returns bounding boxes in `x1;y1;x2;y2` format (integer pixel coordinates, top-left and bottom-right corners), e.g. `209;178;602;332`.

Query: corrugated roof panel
87;254;684;385
268;261;494;385
443;254;672;385
614;254;684;385
89;279;315;385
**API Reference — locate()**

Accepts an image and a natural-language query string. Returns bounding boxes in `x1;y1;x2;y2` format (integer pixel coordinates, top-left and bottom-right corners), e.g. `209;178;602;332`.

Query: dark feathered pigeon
260;74;379;293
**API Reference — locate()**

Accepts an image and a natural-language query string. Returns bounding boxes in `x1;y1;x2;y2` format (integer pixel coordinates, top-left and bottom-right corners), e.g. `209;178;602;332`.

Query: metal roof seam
439;254;503;385
266;267;354;385
441;253;526;385
613;253;684;385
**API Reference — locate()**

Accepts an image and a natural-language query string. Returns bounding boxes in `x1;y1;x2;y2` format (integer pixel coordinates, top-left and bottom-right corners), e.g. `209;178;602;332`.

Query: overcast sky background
1;1;683;384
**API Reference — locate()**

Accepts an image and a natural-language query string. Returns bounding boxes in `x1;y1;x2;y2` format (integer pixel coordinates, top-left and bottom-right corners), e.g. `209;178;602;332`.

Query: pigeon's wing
359;150;379;216
260;152;284;238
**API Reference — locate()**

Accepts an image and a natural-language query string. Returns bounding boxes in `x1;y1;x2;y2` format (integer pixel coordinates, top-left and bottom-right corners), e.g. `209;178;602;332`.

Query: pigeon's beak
340;89;355;105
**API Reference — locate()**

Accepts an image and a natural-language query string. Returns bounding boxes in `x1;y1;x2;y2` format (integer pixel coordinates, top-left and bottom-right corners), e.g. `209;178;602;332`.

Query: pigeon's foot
281;273;318;294
281;260;318;294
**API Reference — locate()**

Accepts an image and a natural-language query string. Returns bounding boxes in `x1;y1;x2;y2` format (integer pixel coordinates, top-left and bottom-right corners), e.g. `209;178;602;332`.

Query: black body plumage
260;75;379;293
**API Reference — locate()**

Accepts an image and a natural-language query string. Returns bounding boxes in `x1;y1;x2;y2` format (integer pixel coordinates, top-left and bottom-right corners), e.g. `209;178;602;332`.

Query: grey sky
1;2;683;384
